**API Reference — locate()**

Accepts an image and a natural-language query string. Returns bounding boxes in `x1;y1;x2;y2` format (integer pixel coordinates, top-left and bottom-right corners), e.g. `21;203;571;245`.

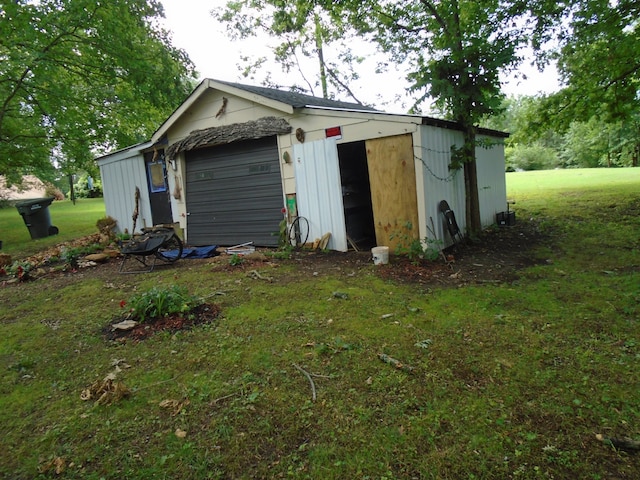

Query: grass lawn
0;168;638;479
0;198;105;259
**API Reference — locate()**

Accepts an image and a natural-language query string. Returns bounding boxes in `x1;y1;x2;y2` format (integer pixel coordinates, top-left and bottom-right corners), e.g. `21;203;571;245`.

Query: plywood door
365;134;419;251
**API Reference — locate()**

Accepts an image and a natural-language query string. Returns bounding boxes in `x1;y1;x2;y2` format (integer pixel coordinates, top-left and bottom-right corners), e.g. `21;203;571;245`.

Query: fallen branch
201;291;227;299
596;434;640;452
212;391;240;404
378;353;414;373
247;269;272;282
293;363;317;402
133;375;179;392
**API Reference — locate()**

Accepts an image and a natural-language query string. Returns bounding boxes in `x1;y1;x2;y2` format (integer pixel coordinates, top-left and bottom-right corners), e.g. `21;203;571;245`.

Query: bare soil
283;217;549;287
7;216;549;287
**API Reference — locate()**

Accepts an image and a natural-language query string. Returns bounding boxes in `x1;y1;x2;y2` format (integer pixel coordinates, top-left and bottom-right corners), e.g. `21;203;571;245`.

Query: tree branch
293;363;317;402
419;0;449;33
322;61;365;105
0;2;103;130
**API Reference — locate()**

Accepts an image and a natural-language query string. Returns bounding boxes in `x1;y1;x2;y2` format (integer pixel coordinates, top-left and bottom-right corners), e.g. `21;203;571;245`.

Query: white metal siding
293;138;348;251
98;149;152;234
418;125;466;246
417;126;506;247
476;136;507;226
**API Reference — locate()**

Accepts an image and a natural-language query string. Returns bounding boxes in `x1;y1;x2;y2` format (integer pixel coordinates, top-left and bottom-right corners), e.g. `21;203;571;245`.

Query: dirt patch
282;217;550;287
3;217;550;291
103;303;222;342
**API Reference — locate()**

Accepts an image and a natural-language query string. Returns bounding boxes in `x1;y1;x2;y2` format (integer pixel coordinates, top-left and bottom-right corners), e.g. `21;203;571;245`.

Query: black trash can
15;197;59;239
496;210;516;227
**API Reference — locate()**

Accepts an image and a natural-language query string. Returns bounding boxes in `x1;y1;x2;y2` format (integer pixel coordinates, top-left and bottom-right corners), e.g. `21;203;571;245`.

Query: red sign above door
325;126;342;139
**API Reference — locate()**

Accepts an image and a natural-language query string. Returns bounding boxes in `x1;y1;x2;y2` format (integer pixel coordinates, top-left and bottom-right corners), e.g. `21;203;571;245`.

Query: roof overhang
302;106;509;138
166;116;292;159
421;117;510;138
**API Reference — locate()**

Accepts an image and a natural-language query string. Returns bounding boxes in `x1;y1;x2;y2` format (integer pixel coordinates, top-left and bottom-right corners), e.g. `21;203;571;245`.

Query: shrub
505;144;561;171
125;285;202;323
69;173;103;199
390;221;442;264
44;183;65;200
96;216;117;244
1;260;33;281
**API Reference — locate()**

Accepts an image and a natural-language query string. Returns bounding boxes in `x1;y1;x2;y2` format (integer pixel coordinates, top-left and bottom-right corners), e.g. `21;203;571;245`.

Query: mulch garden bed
103;303;222;342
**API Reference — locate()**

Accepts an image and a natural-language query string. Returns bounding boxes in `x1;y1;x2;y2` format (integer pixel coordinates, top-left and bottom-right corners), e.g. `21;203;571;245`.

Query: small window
147;160;167;193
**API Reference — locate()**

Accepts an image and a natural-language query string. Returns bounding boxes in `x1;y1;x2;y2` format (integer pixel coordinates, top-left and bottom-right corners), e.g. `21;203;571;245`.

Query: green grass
0;198;105;258
1;168;639;479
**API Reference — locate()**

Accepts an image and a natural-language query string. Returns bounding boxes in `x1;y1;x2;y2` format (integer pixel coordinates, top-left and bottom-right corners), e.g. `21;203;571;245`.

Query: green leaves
528;0;640;129
126;285;202;323
0;0;196;179
213;0;367;102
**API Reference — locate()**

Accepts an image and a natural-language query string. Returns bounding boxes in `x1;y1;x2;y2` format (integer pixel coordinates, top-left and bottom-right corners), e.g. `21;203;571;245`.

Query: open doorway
337;141;376;250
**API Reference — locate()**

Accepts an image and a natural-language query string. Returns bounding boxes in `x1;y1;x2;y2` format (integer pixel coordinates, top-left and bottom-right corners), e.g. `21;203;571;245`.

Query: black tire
155;233;183;263
288;216;309;249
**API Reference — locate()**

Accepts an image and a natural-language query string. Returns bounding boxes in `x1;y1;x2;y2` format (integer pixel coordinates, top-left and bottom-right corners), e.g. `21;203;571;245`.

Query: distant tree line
482;96;639;171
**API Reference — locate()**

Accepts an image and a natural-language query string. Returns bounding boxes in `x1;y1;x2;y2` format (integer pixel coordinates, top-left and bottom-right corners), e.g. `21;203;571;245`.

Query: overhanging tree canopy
213;0;367;103
315;0;539;232
531;0;639;130
0;0;196;184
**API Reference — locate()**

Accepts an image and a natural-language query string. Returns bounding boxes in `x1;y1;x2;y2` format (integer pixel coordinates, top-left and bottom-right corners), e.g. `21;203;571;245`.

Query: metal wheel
288;216;309;249
155;233;183;263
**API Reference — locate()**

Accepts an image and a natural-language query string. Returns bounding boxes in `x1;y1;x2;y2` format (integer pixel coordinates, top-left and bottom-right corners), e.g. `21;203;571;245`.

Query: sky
159;0;560;112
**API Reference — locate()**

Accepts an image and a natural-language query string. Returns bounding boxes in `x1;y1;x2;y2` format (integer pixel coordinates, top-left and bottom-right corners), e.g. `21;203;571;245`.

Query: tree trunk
462;127;481;234
68;173;76;205
314;14;328;99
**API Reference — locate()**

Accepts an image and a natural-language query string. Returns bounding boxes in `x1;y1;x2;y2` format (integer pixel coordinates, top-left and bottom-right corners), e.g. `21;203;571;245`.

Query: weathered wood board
365;134;419;251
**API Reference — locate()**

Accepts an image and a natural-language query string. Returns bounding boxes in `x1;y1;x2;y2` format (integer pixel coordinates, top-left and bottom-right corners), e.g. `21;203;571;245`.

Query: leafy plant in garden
229;254;245;267
124;285;202;323
60;244;102;270
1;260;33;281
61;247;81;270
390;221;442;264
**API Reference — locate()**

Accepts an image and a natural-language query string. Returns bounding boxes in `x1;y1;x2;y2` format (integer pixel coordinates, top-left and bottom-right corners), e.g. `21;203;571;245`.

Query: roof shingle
214;79;378;112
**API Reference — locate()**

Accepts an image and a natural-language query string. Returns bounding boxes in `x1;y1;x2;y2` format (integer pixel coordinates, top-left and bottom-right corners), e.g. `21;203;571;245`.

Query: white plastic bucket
371;246;389;265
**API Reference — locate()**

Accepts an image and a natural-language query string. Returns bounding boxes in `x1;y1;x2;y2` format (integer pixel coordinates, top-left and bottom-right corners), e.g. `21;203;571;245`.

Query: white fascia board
299;106;422;124
96;141;152;166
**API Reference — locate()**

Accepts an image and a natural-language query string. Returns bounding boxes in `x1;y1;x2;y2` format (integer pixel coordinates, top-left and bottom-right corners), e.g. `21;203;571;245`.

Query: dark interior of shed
337;141;376;251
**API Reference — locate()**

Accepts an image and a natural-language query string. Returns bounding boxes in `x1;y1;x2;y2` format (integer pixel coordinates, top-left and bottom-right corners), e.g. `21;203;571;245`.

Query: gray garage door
185;137;283;246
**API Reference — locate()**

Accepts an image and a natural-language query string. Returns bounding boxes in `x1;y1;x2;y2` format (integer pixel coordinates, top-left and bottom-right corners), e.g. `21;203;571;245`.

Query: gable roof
149;78;508;147
151;78;377;143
